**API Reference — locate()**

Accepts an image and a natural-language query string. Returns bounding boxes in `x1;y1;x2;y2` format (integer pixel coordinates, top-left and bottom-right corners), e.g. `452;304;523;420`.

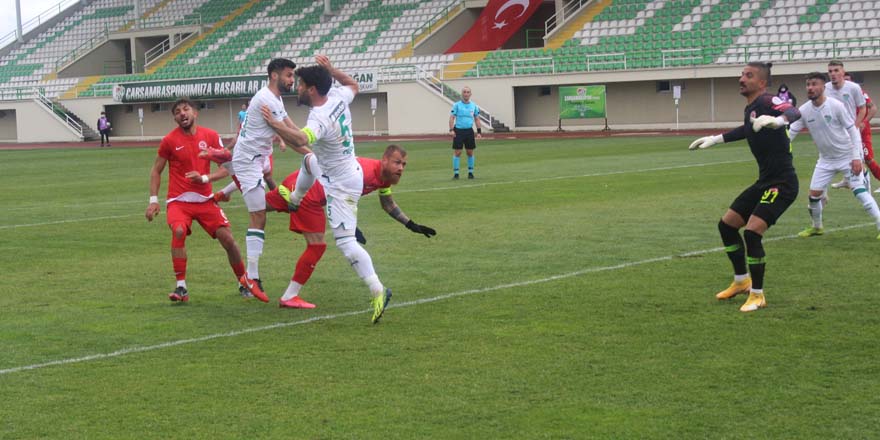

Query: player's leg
465;131;476;179
740;181;798;312
715;187;758;300
166;202;193;302
452;132;463;179
279;197;326;308
862;132;880;189
290;153;319;208
800;165;834;237
845;166;880;237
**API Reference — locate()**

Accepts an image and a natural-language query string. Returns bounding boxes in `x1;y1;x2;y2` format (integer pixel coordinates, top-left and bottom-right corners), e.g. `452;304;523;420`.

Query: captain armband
379;187;392;196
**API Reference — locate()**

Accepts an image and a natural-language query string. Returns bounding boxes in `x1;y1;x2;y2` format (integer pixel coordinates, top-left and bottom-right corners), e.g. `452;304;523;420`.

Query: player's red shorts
862;124;873;160
166;200;230;238
265;185;327;234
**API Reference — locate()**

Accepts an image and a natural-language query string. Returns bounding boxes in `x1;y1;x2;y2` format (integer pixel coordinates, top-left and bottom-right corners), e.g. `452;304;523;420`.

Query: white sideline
0;221;871;376
0;159;751;228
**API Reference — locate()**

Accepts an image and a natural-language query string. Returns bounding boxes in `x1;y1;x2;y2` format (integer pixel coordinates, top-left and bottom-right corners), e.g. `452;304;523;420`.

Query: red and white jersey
863;87;873;128
358;157;391;195
158;126;223;203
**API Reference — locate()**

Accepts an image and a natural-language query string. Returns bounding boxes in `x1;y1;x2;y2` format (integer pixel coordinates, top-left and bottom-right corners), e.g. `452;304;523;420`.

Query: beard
277;79;291;94
296;92;311;107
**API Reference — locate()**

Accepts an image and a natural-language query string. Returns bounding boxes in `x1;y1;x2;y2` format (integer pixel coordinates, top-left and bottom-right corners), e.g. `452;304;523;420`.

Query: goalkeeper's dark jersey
723;93;801;184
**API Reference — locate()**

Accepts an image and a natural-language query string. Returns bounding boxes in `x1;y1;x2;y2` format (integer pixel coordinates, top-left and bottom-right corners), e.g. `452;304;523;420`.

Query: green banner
559;85;606;119
114;70;379;103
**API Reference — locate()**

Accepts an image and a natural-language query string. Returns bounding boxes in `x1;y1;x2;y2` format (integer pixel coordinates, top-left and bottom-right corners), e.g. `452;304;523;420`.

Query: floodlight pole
15;0;24;42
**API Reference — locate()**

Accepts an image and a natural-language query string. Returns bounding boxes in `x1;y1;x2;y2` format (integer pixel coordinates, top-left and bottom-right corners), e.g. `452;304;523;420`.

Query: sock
718;220;747;276
246;229;265;279
868;160;880;181
176;279;187;289
281;281;304;301
734;274;749;283
808;196;824;228
743;229;765;291
222;181;238;196
452;156;460;174
854;188;880;227
467;155;474;173
281;243;327;300
337;236;384;295
751;288;764;294
172;257;187;282
292;154;318;203
230;260;245;279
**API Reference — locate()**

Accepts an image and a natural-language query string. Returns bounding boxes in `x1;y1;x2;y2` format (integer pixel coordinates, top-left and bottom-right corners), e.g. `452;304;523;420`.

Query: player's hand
852;160;863;175
145;203;160;222
688;135;723;150
751;115;786;132
355;227;367;245
406;220;436;238
315;54;332;70
449;129;455;138
476;132;483;139
184;171;205;183
260;105;282;128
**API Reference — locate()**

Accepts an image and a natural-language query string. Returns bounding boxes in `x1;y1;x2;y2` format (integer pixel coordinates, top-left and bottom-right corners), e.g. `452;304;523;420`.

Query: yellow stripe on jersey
301;127;317;145
379;187;392;196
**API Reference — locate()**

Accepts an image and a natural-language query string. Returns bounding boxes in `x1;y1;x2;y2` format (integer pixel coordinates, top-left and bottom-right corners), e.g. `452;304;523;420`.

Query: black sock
743;229;765;290
718;220;747;276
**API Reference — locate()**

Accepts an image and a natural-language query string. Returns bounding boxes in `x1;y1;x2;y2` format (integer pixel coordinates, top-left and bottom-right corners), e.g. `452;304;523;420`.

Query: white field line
1;159;751;228
0;221;871;376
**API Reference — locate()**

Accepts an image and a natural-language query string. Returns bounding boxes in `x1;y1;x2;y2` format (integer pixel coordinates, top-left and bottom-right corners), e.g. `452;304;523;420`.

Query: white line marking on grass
1;160;748;229
1;222;871;376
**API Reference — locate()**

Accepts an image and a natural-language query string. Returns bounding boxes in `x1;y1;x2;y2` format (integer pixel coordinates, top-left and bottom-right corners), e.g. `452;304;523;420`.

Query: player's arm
261;106;310;148
474;106;482;139
856;105;867;130
278;117;312;154
379;189;436;238
316;54;358;97
448;114;456;137
866;101;878;122
788;118;804;142
689;125;743;150
146;156;167;221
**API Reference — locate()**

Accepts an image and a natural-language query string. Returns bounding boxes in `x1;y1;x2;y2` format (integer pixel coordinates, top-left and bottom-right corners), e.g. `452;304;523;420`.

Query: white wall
1;101;82;142
0;108;17;141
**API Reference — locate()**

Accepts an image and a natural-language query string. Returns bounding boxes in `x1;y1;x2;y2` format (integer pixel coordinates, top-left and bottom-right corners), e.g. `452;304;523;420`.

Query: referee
449;86;482;179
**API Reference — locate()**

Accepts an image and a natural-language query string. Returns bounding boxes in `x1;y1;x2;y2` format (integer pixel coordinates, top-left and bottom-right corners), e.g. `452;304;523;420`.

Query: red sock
172;257;187;281
231;261;246;279
868;160;880;181
292;243;327;285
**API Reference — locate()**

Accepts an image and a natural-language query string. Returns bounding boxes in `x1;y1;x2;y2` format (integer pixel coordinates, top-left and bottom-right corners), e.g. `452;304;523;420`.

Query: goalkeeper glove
405;220;436;238
751;115;786;132
688;134;724;150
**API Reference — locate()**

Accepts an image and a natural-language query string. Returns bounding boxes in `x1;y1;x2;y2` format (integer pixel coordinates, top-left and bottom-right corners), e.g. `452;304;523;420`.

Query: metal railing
409;0;464;47
54;27;110;70
0;0;79;50
33;88;83;138
513;56;556;75
131;15;201;32
144;31;199;67
414;69;497;130
544;0;594;39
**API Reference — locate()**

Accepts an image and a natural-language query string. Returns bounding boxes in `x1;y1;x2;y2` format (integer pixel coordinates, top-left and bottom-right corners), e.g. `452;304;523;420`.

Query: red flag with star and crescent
445;0;543;53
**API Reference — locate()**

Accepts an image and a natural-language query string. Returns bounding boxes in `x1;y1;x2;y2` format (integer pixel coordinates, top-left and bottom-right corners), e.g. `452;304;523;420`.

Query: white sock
751;288;763;294
281;281;303;301
808;195;824;229
176;280;187;288
855;190;880;227
246;229;265;279
336;235;384;295
734;274;749;283
292;154;319;203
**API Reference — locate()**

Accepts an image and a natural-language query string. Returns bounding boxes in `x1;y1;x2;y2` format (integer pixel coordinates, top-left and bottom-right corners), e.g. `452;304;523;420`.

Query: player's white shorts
231;151;271;211
322;164;364;233
810;159;867;191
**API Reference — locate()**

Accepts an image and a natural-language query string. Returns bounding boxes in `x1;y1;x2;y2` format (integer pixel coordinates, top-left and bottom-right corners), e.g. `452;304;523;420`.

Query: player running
145;98;265;303
688;62;801;313
790;72;880;239
261;54;393;323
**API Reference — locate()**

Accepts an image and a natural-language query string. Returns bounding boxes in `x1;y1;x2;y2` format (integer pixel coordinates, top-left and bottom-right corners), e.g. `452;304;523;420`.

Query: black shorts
729;177;799;227
452;128;477;150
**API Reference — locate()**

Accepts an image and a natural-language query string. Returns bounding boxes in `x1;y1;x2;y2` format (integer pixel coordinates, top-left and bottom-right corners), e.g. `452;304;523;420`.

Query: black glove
405;220;436;238
355;227;367;245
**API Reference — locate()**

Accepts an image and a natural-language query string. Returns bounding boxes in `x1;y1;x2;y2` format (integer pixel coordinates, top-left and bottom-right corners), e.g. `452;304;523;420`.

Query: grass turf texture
1;136;878;438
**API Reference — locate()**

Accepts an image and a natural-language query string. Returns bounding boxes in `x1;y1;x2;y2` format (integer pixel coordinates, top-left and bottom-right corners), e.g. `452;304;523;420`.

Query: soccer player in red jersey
146;98;266;303
207;144;435;308
844;73;879;188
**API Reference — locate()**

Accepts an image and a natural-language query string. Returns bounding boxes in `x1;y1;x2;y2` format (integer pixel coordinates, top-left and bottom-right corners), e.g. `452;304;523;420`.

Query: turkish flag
445;0;543;53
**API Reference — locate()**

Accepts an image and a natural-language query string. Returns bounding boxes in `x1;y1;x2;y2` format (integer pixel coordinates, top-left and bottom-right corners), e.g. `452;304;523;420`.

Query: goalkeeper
206;144;436;309
688;62;801;313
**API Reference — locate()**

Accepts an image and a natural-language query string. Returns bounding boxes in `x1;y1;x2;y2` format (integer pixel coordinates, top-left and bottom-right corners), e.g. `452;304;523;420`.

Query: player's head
241;104;247;110
100;111;105;116
381;144;408;185
827;60;846;86
294;65;332;106
461;86;472;102
843;72;856;83
267;58;297;93
804;72;828;103
171;98;198;130
739;62;772;98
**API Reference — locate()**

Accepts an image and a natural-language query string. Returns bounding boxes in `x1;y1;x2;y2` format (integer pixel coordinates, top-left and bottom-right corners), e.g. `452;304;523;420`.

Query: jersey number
339;114;353;155
760;188;779;204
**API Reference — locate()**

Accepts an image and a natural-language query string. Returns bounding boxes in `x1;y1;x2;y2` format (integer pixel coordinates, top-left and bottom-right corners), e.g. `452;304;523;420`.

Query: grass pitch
1;135;879;438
